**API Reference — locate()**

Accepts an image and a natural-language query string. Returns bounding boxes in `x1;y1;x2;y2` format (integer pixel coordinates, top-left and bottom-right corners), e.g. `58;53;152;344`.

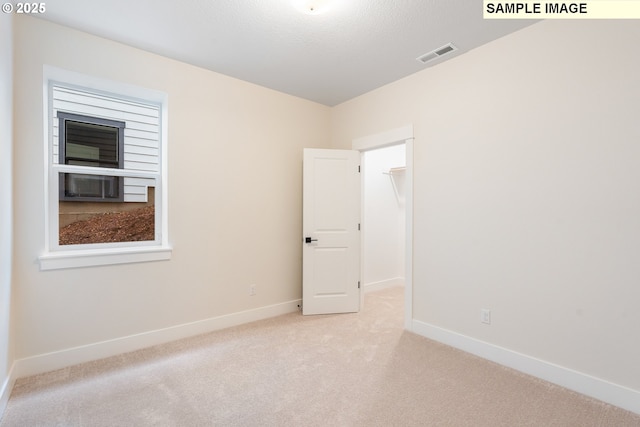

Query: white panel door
303;148;360;315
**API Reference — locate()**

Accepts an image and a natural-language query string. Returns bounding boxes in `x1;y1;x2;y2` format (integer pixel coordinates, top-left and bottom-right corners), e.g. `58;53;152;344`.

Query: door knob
305;237;318;243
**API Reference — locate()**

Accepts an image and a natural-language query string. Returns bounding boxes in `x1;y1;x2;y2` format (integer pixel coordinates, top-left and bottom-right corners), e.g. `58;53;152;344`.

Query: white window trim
39;66;171;270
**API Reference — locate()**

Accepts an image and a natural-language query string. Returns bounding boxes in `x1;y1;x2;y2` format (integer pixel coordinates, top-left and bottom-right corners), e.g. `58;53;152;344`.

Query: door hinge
358;281;361;289
358;165;361;173
358;223;361;231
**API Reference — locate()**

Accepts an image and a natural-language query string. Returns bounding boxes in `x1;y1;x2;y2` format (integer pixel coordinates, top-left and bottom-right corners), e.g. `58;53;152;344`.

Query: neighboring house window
58;113;125;202
40;67;171;270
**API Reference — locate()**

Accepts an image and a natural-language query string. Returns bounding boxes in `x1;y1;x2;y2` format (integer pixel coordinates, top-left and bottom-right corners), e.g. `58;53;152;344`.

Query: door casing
352;125;414;330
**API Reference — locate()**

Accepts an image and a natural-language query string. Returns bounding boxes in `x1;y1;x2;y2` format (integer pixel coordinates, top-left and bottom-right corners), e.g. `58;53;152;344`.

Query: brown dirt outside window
59;205;155;245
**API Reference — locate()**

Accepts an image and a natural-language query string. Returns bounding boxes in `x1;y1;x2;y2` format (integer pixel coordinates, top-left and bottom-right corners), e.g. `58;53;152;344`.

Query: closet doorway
362;144;406;292
354;125;414;329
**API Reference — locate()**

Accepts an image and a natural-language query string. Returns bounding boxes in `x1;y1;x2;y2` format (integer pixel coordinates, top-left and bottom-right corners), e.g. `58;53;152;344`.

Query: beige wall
12;16;330;361
1;12;14;409
331;19;640;393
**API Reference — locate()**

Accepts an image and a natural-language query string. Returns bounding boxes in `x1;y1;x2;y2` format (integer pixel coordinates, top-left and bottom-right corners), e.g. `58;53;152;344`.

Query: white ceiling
36;0;537;106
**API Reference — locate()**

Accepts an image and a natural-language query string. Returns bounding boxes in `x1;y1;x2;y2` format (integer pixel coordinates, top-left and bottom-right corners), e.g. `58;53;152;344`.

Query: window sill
39;245;172;271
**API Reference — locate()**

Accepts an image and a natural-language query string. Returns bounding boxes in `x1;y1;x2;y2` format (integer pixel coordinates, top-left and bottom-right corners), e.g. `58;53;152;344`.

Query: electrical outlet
249;284;256;296
481;308;491;325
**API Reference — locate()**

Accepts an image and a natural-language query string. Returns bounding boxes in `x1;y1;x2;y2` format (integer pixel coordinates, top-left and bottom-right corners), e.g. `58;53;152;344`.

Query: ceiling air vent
416;43;457;64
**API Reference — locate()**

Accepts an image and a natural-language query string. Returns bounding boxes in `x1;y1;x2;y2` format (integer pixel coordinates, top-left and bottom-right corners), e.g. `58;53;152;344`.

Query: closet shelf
382;166;406;175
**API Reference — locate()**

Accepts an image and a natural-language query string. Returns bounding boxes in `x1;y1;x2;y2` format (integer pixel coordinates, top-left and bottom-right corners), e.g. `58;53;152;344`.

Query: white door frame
352;125;414;330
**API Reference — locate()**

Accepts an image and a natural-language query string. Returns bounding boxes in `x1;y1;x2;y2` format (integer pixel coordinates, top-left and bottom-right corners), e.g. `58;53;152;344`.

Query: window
40;67;171;270
58;113;125;202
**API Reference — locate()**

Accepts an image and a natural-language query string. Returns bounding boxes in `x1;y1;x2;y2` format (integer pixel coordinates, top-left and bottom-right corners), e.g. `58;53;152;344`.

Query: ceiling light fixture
291;0;334;15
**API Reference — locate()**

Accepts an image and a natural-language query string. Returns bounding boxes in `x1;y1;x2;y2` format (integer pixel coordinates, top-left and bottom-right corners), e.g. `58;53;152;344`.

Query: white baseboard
364;277;404;293
13;299;301;380
411;320;640;415
0;364;16;422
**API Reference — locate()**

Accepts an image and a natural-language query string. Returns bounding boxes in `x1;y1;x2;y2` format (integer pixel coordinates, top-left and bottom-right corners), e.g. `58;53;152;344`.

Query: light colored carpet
2;286;639;426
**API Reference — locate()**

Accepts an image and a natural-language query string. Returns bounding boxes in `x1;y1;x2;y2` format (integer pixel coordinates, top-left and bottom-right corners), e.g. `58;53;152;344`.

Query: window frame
39;66;171;270
58;112;126;202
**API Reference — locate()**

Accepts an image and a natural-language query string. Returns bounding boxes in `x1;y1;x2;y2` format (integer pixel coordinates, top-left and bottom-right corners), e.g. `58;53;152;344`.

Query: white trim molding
412;320;640;415
352;124;414;151
39;246;172;271
0;364;15;420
